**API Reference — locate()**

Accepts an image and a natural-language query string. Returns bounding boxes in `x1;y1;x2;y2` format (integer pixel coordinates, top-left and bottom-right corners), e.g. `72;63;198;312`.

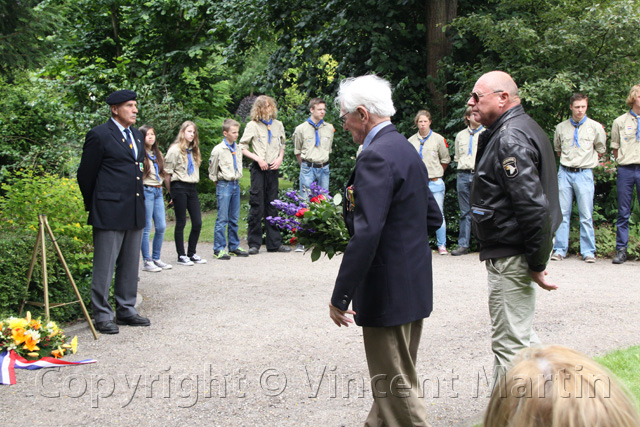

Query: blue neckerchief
261;119;273;144
468;126;483;155
186;148;194;176
569;116;588;148
224;138;238;172
418;130;432;159
362;120;392;152
306;118;324;147
147;151;160;181
629;110;640;142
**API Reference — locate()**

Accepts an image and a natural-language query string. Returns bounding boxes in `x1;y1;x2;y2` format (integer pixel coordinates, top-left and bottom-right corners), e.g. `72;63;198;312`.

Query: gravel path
2;243;638;426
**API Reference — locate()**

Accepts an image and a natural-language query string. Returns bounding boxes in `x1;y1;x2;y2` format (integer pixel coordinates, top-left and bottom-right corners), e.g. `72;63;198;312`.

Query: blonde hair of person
250;95;278;121
414;109;432;126
625;84;640;108
172;120;201;166
484;345;640;427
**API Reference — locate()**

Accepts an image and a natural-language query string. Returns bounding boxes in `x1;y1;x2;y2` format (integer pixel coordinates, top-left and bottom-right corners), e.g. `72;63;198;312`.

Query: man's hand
329;303;356;327
529;269;558;291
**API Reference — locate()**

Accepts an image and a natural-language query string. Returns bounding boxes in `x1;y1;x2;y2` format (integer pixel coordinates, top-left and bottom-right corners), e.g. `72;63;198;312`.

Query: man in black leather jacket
468;71;561;380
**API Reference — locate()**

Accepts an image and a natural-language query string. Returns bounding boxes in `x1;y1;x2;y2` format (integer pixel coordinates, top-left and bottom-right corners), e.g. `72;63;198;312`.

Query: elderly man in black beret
77;90;150;334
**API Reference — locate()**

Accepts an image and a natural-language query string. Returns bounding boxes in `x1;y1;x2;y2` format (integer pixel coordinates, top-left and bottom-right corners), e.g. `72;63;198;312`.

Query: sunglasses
469;90;504;103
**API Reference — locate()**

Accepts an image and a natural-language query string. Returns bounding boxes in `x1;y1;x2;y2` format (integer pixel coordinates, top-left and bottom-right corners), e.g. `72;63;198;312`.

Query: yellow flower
12;327;26;345
27;352;40;358
51;348;64;359
0;322;3;330
75;223;81;227
9;317;28;329
71;336;78;354
26;312;31;323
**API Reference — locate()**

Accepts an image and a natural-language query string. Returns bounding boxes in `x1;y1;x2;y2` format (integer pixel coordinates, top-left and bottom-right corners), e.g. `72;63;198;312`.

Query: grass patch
595;345;640;405
164;169;292;243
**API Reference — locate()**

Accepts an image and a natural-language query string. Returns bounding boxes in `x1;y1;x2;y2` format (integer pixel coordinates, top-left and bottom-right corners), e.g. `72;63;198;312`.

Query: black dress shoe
612;249;627;264
267;245;291;253
95;321;119;334
248;247;259;255
116;314;151;326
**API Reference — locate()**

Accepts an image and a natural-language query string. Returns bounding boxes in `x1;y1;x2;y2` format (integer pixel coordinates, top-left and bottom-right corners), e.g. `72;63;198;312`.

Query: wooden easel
19;214;98;340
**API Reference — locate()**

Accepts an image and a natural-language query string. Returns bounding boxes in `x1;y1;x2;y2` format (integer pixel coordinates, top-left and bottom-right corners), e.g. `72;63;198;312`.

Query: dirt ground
2;242;638;427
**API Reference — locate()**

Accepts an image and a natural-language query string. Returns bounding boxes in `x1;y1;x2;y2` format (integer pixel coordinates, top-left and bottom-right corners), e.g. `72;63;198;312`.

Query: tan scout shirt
208;140;243;182
554;118;606;169
239;119;286;164
408;131;450;178
611;112;640;166
454;126;484;171
293;120;334;164
164;144;200;183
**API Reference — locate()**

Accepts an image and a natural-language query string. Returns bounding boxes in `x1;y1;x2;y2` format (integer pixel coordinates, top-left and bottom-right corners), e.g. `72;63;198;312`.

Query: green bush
0;169;93;322
0;233;92;323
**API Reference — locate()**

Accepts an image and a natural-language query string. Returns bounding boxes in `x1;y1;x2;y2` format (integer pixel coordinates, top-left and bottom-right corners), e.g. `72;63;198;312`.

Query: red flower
290;236;298;245
309;197;318;203
292;228;297;234
317;194;326;201
295;208;309;217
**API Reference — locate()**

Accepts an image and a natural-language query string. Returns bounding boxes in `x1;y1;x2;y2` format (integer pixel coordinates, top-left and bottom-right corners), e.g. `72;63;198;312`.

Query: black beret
106;90;137;105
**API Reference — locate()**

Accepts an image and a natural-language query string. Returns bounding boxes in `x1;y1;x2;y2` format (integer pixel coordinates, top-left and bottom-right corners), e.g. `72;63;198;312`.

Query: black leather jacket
470;105;561;272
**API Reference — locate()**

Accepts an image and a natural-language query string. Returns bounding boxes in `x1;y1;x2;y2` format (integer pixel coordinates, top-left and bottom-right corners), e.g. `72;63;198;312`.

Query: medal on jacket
345;185;355;212
139;163;144;173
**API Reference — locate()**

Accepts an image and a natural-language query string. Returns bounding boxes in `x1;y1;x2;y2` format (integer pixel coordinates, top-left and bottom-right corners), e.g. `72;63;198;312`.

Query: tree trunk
425;0;457;115
110;4;121;58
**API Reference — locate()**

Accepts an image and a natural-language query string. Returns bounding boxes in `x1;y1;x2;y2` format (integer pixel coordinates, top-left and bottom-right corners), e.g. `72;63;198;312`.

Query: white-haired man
329;75;442;426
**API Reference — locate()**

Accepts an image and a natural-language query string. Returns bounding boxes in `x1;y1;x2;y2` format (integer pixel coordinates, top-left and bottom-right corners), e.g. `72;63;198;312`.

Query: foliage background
1;0;640;320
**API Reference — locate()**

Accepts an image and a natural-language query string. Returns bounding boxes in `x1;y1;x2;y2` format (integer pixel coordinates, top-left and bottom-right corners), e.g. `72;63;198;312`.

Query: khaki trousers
486;254;540;381
362;320;430;427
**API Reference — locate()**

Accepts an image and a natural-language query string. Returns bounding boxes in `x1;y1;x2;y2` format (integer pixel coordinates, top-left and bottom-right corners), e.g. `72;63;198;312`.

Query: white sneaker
177;255;194;266
142;260;162;272
190;254;207;264
154;259;173;270
295;244;305;252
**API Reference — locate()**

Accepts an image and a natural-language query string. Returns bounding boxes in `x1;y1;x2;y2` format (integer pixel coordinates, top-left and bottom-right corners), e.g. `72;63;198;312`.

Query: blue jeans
616;164;640;249
141;186;166;261
553;167;596;257
299;162;330;196
456;171;473;248
428;178;446;247
214;180;241;252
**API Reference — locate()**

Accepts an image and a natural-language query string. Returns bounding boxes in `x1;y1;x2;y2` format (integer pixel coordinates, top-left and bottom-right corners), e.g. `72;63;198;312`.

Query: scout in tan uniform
164;120;207;266
451;107;484;256
293;97;334;194
293;98;334;251
208;119;249;260
239;95;290;254
611;84;640;264
408;109;451;254
550;94;606;263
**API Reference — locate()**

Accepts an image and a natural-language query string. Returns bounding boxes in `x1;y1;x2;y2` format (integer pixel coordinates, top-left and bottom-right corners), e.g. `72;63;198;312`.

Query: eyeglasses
339;111;350;124
469;90;504;103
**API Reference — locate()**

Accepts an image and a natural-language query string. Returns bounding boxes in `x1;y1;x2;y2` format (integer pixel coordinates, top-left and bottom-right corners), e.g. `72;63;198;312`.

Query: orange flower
51;348;63;359
29;319;42;330
12;327;26;345
23;334;40;352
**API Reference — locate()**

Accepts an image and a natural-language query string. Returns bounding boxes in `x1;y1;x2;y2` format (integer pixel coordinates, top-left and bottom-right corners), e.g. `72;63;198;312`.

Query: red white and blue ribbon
1;350;96;385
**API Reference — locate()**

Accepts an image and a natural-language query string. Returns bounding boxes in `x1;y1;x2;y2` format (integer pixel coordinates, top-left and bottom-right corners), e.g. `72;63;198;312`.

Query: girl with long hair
139;125;172;272
164;120;206;265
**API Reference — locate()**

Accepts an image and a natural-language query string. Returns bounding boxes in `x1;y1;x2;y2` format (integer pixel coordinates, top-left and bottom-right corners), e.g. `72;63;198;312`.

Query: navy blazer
331;124;443;327
77;119;145;230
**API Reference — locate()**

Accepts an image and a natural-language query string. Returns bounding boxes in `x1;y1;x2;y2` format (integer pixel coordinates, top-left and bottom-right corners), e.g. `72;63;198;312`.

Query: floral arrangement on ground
0;312;77;359
267;183;349;261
